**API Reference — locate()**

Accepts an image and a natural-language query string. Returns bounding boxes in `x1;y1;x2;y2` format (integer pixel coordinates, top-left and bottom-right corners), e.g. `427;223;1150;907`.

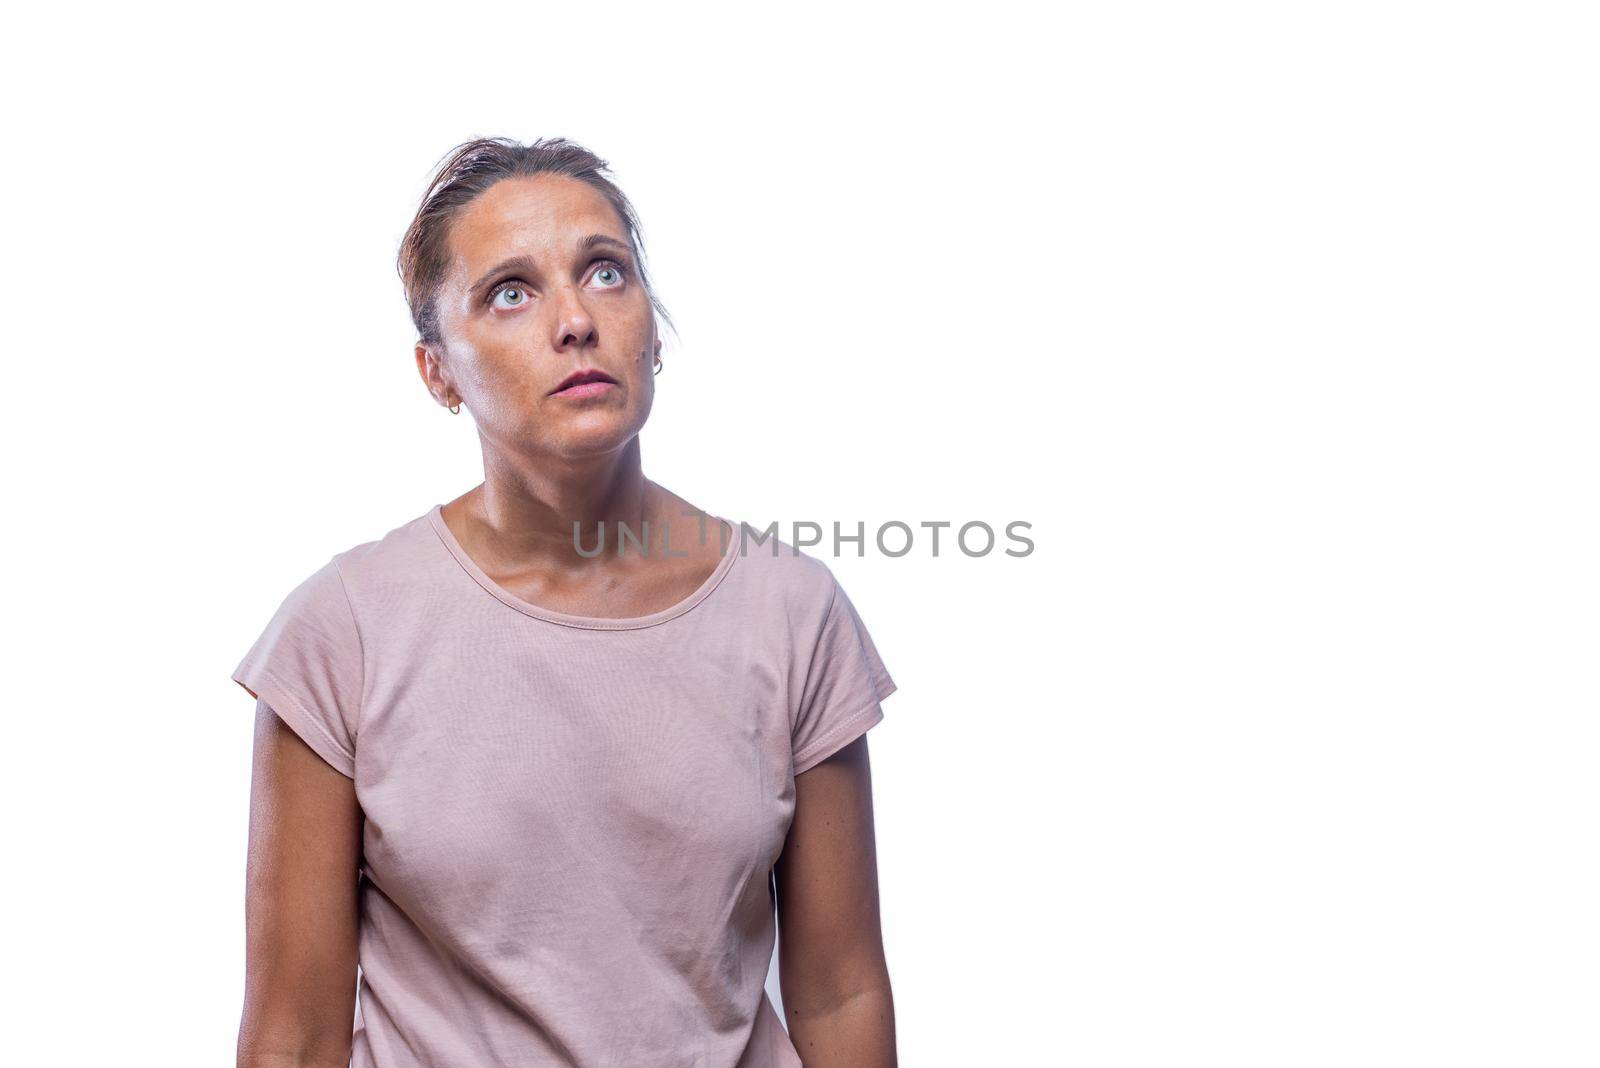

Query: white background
4;3;1596;1065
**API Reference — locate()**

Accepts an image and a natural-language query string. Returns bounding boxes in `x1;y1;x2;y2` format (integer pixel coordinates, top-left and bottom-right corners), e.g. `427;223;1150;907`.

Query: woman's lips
551;380;617;399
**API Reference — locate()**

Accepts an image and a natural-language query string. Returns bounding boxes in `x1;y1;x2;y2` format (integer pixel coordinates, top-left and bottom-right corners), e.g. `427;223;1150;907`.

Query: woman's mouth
549;368;619;398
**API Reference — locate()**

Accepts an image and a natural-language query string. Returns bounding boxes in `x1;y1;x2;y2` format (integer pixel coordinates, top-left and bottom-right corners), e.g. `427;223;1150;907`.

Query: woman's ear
414;341;455;408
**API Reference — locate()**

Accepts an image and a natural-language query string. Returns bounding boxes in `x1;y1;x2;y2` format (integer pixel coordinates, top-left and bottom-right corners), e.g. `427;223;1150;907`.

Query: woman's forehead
449;175;625;268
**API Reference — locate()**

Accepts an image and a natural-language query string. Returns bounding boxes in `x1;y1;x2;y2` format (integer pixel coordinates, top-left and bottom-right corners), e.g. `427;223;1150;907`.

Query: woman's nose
552;287;597;351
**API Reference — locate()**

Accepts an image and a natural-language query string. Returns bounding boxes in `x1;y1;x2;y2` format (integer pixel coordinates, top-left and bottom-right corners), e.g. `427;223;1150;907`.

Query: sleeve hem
792;700;885;776
232;661;357;780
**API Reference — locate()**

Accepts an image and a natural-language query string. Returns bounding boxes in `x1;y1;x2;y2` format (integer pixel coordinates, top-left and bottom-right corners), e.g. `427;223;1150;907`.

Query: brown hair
397;136;676;347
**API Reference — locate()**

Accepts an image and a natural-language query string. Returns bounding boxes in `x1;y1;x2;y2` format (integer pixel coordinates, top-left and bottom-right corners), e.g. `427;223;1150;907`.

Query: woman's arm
237;698;362;1068
774;734;897;1067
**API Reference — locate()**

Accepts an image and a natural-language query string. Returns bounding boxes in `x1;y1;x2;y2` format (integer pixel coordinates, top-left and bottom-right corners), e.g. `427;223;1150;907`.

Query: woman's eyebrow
578;233;632;257
468;234;634;297
468;254;540;296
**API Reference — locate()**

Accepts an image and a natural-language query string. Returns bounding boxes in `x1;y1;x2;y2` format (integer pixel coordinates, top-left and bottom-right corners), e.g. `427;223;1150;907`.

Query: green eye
493;285;527;308
592;262;626;288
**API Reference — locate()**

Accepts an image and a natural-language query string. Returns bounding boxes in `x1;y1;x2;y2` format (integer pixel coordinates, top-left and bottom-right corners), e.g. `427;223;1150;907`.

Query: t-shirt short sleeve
232;556;364;779
791;573;897;775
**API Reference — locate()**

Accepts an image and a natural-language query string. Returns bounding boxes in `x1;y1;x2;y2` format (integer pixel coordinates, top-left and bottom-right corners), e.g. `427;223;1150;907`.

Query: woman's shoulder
341;505;435;557
716;516;842;613
282;504;445;602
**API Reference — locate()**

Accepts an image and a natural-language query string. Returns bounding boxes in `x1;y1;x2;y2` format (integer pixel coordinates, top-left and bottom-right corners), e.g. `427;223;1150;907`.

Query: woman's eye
590;263;625;289
491;284;528;309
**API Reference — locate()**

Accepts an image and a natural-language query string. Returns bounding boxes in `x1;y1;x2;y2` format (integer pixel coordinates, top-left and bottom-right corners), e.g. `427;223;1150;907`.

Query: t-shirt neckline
425;503;740;631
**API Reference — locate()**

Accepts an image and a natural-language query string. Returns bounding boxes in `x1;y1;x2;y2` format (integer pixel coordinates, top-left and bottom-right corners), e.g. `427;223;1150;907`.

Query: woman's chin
538;417;645;459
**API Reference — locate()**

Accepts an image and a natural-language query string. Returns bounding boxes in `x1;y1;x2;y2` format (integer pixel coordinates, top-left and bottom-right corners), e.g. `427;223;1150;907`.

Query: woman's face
418;174;659;461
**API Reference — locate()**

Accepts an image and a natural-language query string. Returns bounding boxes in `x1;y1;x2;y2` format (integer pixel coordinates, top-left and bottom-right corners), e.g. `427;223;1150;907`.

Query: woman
232;137;899;1068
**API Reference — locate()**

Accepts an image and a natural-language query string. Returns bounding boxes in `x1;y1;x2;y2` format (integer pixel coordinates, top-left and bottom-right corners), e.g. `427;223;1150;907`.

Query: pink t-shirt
231;504;896;1067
